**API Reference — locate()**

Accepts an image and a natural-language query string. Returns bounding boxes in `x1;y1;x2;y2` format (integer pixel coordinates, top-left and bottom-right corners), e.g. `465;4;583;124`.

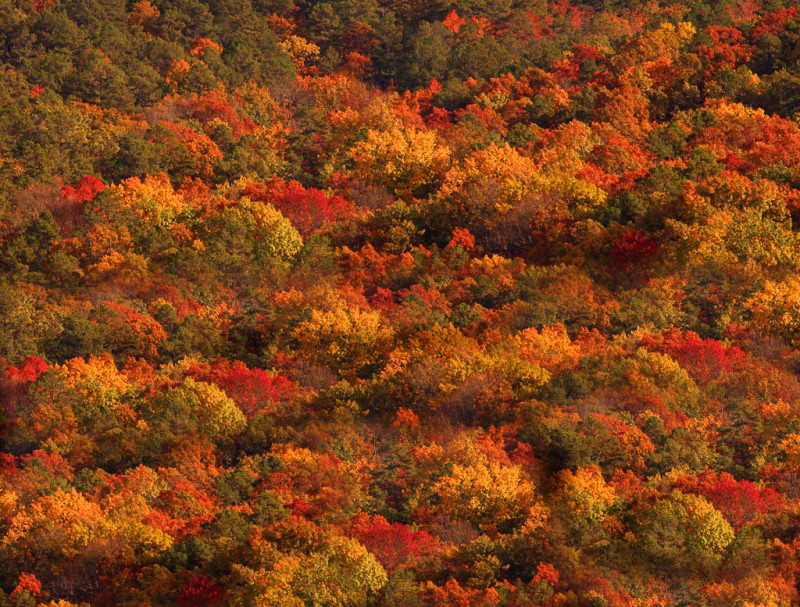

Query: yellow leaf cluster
747;278;800;345
111;174;188;227
295;306;394;378
555;465;617;523
434;459;539;530
349;126;450;199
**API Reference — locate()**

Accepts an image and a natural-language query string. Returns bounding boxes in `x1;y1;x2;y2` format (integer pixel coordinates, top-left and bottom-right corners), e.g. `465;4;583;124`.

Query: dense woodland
7;0;800;604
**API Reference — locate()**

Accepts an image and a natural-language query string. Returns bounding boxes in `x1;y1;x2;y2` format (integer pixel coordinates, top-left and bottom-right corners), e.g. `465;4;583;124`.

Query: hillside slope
4;1;800;605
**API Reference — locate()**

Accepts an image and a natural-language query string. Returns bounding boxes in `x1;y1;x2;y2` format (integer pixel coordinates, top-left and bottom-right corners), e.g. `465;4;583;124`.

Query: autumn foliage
6;0;800;605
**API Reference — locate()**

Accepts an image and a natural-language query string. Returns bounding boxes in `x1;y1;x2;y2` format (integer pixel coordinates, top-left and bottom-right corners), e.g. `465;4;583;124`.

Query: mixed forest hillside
5;0;800;605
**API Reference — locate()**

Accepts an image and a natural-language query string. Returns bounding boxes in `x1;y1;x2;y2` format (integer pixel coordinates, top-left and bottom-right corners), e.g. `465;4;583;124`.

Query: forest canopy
5;0;800;605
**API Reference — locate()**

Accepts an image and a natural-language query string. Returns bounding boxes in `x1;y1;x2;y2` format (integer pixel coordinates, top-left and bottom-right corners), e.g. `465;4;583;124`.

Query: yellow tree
349;126;451;200
294;306;394;379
